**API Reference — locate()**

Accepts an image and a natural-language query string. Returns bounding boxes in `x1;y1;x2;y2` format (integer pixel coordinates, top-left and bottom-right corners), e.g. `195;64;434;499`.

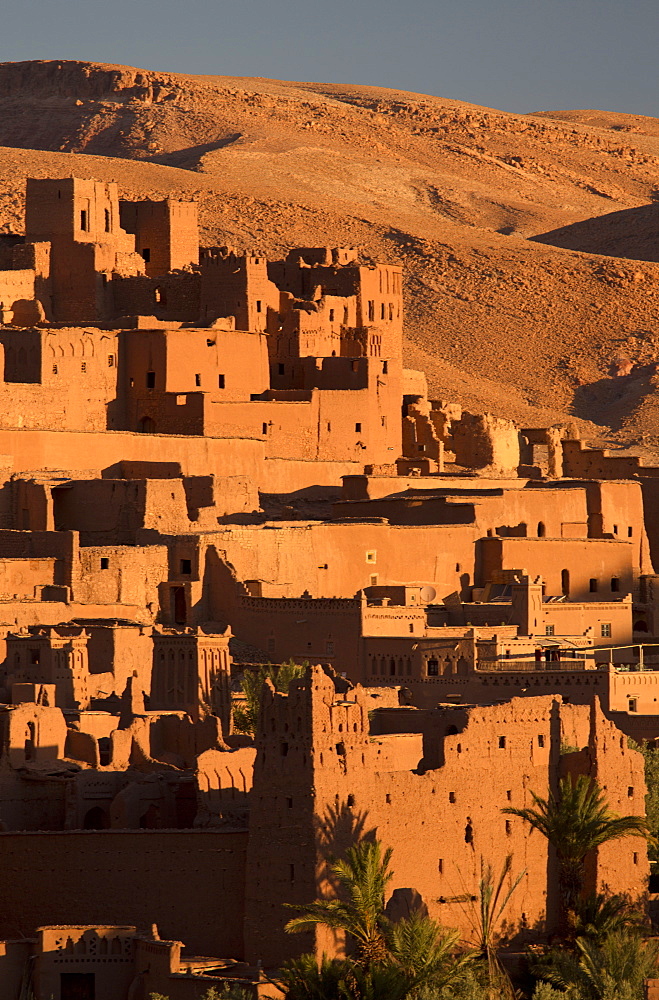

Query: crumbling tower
244;665;372;965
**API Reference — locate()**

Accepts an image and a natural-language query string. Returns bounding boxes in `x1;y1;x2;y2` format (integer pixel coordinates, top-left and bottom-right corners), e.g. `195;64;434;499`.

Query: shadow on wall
530;203;659;262
315;801;377;890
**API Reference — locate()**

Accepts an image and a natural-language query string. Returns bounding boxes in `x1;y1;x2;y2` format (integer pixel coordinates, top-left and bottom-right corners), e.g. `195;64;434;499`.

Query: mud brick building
0;173;654;999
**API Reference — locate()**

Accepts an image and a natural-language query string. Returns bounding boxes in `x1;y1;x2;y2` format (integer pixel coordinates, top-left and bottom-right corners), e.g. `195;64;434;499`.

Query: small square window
329;309;334;321
448;791;456;803
538;734;545;747
195;373;201;387
141;248;151;263
262;422;268;435
370;574;378;586
146;371;156;389
180;559;192;575
355;422;362;433
628;526;633;537
601;623;612;638
108;355;115;368
499;736;506;748
52;364;58;375
218;374;225;389
81;362;86;373
100;557;109;570
256;300;262;313
278;363;285;375
366;550;376;563
545;625;555;636
30;648;40;665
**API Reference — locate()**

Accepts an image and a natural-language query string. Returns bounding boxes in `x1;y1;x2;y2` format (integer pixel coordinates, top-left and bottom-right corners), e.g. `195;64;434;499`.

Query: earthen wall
0;829;247;957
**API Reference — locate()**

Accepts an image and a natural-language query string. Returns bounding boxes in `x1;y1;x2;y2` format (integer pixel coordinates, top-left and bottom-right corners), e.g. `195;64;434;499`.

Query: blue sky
1;0;657;116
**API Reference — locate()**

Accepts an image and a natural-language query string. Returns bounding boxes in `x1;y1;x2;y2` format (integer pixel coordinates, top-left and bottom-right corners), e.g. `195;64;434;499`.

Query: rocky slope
2;60;659;448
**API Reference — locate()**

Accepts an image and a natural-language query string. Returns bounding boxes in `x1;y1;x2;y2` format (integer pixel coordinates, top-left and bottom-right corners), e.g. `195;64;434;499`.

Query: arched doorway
83;806;110;830
138;415;156;434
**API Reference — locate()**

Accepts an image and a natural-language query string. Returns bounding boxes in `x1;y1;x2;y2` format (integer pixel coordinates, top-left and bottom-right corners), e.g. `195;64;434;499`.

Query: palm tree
452;855;525;999
387;909;474;991
282;839;474;997
284;840;394;968
233;660;305;737
573;892;645;945
503;774;651;936
532;929;659;1000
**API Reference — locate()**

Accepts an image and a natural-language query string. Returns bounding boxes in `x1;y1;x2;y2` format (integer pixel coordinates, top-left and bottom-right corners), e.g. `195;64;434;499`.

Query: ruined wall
0;270;39;322
451;412;522;472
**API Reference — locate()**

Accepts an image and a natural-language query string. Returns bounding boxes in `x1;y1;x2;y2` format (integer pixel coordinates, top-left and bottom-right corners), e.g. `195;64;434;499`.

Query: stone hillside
2;60;659;450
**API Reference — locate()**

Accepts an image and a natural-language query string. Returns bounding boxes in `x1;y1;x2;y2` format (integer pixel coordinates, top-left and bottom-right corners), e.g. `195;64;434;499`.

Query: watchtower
151;626;232;731
6;626;89;709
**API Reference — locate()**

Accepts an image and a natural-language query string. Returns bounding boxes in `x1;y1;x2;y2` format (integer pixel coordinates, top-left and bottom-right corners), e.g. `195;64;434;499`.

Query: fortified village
0;175;657;998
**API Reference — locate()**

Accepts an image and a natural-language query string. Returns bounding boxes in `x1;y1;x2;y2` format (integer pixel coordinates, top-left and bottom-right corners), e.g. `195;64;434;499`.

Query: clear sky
1;0;657;117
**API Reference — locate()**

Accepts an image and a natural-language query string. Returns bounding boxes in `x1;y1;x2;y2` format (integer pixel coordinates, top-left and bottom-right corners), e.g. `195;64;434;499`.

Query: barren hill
3;60;659;449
